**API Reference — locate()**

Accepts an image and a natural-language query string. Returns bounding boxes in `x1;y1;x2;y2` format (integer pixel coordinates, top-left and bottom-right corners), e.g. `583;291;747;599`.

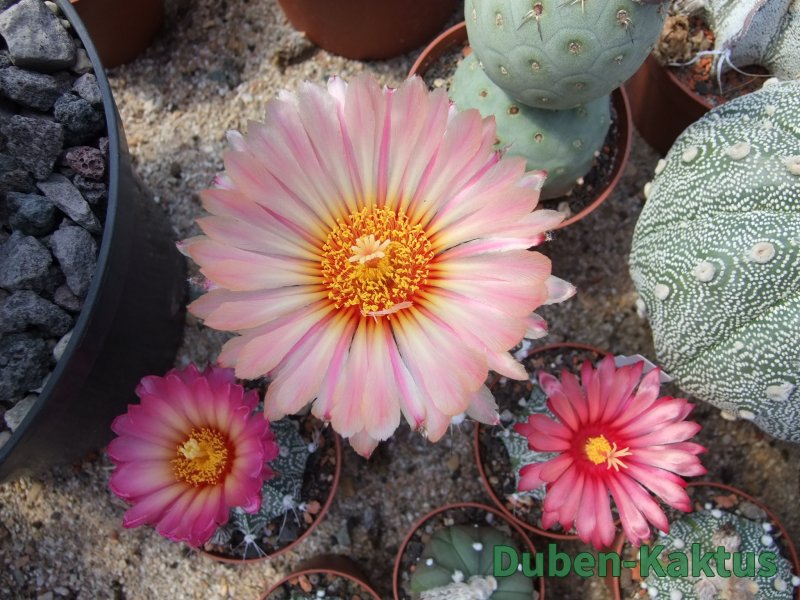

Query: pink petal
348;429;381;458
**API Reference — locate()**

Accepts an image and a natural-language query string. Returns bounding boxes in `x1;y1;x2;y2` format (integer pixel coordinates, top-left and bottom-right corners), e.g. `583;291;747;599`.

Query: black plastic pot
0;0;186;481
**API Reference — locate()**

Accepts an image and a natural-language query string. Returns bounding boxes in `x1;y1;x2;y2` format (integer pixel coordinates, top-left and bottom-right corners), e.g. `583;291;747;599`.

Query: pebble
0;231;53;292
0;332;49;401
0;0;76;71
0;114;64;180
72;174;106;204
53;93;104;144
72;72;101;105
0;152;36;196
49;224;97;297
0;290;72;336
53;284;82;312
37;173;102;234
0;66;62;110
3;394;39;431
70;48;91;75
7;192;57;236
53;330;71;361
64;146;104;180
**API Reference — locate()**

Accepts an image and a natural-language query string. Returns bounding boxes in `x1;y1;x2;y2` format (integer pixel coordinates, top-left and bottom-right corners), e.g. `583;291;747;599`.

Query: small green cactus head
450;54;611;200
643;509;799;599
410;525;534;599
465;0;667;109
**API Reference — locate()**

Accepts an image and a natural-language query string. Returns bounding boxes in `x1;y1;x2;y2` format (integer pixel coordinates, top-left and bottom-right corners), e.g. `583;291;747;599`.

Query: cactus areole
465;0;668;109
629;80;800;442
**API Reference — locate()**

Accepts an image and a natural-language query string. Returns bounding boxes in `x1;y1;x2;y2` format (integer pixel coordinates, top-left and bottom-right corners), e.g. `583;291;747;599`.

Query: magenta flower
514;355;706;549
180;74;574;457
107;365;279;547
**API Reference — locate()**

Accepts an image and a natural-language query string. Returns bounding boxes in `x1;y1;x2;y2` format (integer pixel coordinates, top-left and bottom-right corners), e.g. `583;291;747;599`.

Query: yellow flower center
172;427;229;486
321;207;434;317
584;434;633;472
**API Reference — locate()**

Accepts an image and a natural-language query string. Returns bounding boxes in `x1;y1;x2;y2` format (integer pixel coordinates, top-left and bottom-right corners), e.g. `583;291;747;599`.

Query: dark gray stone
0;333;50;402
0;290;72;336
0;152;35;196
0;66;61;111
0;230;52;291
49;224;97;298
72;73;101;106
0;0;76;72
36;173;101;233
53;283;81;312
64;146;104;180
0;114;64;180
53;94;103;145
72;174;106;205
0;50;12;69
7;191;56;235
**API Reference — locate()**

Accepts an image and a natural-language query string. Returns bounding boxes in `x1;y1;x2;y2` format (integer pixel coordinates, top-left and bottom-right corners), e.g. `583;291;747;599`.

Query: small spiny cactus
629;79;800;441
409;524;535;599
450;54;610;199
465;0;668;109
642;509;798;599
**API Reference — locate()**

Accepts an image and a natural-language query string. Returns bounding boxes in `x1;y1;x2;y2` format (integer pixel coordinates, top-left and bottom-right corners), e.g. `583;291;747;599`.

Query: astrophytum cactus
629;79;800;441
465;0;668;109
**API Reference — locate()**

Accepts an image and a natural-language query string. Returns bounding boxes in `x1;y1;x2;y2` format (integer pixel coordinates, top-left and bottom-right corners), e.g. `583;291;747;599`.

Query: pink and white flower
515;355;706;549
181;74;573;457
107;365;279;547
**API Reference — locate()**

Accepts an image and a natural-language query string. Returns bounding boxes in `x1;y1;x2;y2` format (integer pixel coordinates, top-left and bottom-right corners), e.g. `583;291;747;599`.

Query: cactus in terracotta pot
629;79;800;441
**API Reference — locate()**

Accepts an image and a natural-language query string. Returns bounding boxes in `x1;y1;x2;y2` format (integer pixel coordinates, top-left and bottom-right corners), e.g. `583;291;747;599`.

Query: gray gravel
1;0;798;599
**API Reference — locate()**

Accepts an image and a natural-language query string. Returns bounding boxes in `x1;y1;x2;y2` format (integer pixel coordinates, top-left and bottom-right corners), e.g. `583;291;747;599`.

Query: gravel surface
1;1;799;599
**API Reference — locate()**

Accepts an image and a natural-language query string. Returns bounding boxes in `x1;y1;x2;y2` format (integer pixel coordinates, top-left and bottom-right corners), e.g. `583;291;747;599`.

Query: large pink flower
181;74;574;457
514;355;706;549
107;365;279;547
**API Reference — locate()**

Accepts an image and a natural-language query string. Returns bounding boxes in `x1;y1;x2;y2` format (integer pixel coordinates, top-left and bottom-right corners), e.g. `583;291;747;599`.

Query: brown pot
606;481;800;600
70;0;164;68
409;22;632;231
275;0;459;60
474;342;608;542
623;55;712;157
199;416;342;564
262;555;381;600
392;501;545;600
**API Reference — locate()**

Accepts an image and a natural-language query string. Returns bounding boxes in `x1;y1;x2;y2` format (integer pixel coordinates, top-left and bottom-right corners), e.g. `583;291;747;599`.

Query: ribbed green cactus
642;509;797;599
465;0;667;109
629;79;800;441
450;54;610;199
409;524;534;599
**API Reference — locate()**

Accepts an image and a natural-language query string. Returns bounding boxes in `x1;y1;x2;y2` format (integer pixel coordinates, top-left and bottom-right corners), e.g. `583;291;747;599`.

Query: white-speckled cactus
450;54;611;199
642;510;797;599
629;79;800;441
409;525;534;599
465;0;668;109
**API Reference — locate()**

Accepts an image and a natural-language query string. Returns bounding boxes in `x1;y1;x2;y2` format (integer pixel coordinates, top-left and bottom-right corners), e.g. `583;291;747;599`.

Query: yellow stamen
584;434;632;472
321;207;434;316
172;427;229;486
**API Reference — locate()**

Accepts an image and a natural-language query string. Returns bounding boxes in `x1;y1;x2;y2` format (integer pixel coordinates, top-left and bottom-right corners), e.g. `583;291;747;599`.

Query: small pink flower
107;365;279;547
181;74;574;457
514;355;706;549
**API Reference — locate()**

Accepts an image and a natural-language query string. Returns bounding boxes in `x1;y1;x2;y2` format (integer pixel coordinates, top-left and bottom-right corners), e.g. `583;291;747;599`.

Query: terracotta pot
606;481;800;600
474;343;607;541
392;501;545;599
0;0;185;482
262;555;381;600
409;22;632;230
70;0;164;67
275;0;458;60
199;417;342;564
623;55;711;157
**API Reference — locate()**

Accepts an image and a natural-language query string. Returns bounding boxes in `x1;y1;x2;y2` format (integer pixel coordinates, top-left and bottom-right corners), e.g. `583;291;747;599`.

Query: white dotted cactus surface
450;53;610;199
629;80;800;442
465;0;667;110
643;510;797;600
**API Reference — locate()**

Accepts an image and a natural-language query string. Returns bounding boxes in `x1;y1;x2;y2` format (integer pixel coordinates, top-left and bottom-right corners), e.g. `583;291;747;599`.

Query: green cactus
629;79;800;441
409;525;534;599
642;510;797;599
465;0;667;109
450;54;611;199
